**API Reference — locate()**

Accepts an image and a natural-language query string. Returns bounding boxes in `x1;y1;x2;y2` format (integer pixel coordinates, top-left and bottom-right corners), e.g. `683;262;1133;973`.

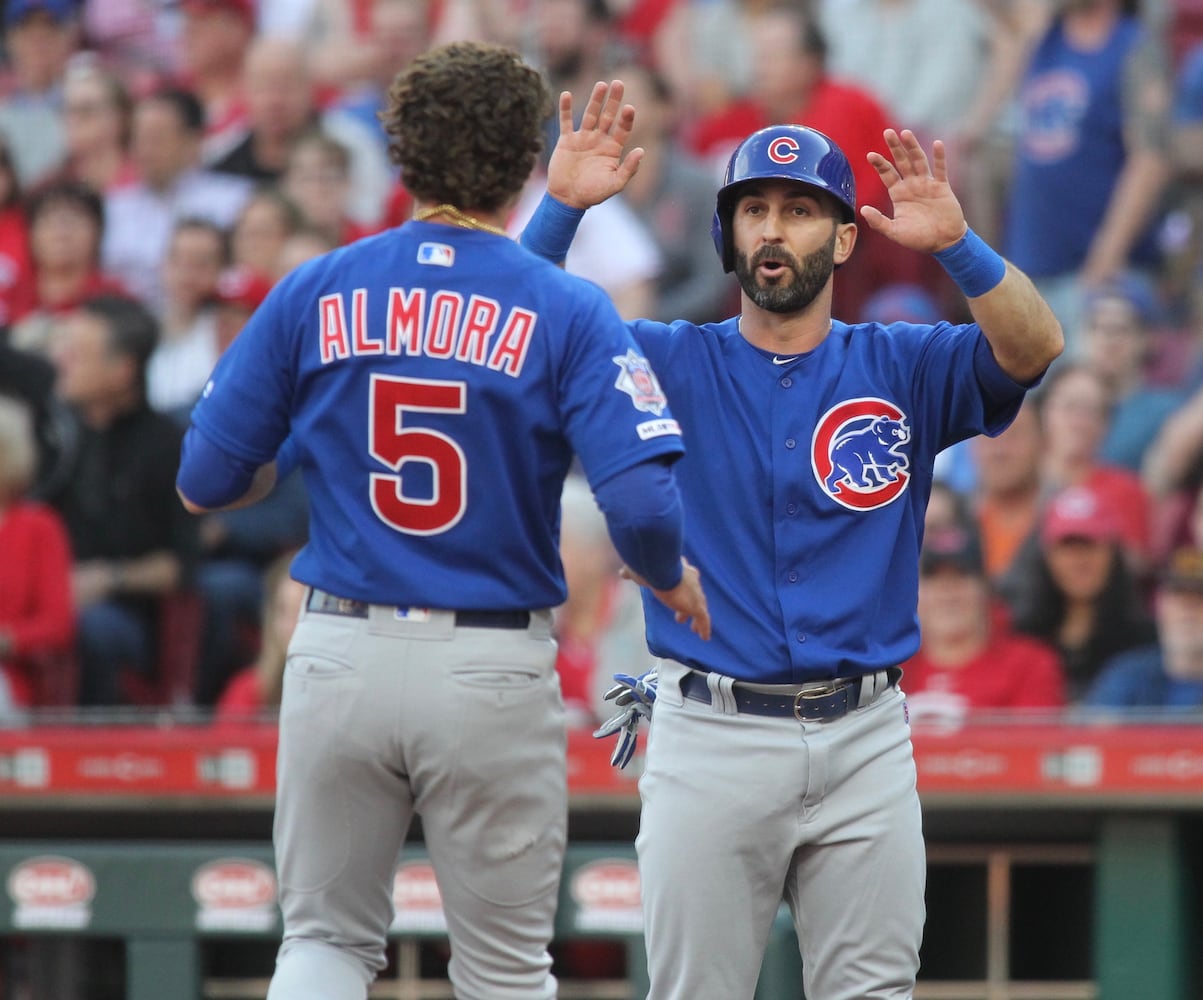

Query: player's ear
834;221;857;266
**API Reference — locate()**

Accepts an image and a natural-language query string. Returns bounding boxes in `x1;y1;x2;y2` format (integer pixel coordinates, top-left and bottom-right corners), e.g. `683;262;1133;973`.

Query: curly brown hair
380;42;551;212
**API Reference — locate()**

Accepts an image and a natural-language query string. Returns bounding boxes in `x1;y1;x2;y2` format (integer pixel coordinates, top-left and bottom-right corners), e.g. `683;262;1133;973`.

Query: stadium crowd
3;0;1203;725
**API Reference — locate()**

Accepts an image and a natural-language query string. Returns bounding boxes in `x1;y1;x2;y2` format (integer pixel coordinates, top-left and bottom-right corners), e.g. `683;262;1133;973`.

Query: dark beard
733;229;836;314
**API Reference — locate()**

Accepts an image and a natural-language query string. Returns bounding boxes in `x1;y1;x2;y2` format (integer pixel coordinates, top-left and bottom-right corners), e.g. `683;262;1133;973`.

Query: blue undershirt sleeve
593;459;684;591
177;424;261;510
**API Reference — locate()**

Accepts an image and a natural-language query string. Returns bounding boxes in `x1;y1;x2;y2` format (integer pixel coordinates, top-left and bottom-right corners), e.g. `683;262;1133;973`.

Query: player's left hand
860;128;968;254
593;669;658;769
545;80;645;211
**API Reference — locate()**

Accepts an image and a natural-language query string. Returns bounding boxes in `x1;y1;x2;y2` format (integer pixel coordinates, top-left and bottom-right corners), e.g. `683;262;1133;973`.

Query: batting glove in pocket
592;669;658;770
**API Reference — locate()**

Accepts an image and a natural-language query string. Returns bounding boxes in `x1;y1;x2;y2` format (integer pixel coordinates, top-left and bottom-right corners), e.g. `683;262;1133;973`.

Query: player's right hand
546;81;644;211
622;557;712;641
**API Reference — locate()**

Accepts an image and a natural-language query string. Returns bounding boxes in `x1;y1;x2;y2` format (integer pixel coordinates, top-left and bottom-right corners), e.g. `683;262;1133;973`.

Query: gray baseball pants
636;658;925;1000
265;601;565;1000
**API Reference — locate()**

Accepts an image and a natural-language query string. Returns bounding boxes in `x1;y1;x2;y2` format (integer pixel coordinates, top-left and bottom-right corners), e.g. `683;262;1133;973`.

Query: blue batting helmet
711;125;856;273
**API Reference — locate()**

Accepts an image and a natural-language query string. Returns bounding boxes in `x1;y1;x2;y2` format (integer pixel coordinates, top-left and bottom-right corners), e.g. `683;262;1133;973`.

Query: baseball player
522;87;1063;999
175;46;709;1000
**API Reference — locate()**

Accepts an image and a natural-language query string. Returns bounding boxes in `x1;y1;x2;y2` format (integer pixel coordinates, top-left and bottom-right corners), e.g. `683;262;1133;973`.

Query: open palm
545;82;645;210
860;129;968;254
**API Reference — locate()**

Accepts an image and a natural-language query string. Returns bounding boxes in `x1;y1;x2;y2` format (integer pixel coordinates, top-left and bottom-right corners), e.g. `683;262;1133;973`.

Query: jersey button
796;633;806;643
780;377;793;388
785;438;796;449
786;503;797;515
788;571;799;583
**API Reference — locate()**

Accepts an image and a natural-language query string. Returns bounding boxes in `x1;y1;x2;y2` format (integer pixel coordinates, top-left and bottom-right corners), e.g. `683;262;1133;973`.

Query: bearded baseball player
176;46;709;1000
524;88;1063;1000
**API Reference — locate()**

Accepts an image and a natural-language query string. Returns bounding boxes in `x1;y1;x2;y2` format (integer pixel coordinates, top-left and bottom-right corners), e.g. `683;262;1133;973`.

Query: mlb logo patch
417;243;455;267
394;607;432;623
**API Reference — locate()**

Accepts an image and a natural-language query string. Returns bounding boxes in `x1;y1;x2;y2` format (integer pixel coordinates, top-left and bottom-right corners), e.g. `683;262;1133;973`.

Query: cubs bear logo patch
811;397;911;511
612;349;668;416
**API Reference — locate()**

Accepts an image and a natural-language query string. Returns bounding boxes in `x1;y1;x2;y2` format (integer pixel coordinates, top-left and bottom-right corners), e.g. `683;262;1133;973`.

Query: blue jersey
1005;17;1159;276
189;222;684;609
629;316;1028;683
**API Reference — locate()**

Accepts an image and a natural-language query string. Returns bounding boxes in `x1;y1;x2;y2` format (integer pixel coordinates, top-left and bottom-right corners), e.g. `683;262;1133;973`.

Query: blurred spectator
0;394;75;715
553;475;649;728
1036;361;1153;571
275;223;339;278
80;0;183;92
683;1;928;324
1008;484;1156;701
1166;33;1203;326
192;263;305;706
901;520;1065;730
52;55;135;195
145;217;228;420
211;263;273;359
819;0;1030;249
213;548;306;723
531;0;624;144
9;180;127;354
924;479;971;536
605;57;733;325
208;36;393;227
1082;545;1203;711
46;294;199;707
101;86;252;312
265;0;431;98
229;184;304;279
177;0;257;163
973;398;1045;590
0;0;81;188
669;0;754;130
1080;273;1186;472
1140;377;1203;561
280;129;372;249
1002;0;1172;351
0;335;77;502
0;134;33;328
326;0;433;146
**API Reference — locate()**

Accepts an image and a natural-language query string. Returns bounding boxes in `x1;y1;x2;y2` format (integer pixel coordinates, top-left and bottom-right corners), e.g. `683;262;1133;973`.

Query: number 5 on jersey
369;373;467;535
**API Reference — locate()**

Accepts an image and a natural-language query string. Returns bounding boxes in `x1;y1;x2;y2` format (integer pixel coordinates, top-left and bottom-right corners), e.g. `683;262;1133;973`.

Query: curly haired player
176;43;708;1000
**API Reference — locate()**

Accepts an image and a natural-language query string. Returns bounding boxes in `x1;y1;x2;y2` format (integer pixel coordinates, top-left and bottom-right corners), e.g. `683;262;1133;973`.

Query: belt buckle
792;682;839;722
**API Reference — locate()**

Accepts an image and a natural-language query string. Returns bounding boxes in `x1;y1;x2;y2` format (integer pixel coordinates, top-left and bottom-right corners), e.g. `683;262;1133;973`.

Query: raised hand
545;81;645;210
859;129;968;254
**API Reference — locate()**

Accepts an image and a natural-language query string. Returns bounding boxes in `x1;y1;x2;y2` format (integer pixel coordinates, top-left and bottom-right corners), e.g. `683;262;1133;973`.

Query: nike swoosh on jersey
772;356;797;365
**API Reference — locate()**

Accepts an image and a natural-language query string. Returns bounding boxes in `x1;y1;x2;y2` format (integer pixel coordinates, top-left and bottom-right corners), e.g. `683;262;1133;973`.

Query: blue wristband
519;193;585;264
934;228;1007;298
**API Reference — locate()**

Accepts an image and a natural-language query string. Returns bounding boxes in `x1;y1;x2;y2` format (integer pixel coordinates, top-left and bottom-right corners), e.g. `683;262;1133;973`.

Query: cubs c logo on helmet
812;397;911;511
767;137;801;164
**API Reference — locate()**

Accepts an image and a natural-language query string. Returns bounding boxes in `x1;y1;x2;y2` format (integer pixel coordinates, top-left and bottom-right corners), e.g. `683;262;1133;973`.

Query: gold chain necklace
413;204;509;238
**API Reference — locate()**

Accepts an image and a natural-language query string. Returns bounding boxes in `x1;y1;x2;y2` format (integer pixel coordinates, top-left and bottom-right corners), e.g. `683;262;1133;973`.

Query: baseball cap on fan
4;0;78;28
920;523;984;576
1040;485;1119;546
214;266;272;313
